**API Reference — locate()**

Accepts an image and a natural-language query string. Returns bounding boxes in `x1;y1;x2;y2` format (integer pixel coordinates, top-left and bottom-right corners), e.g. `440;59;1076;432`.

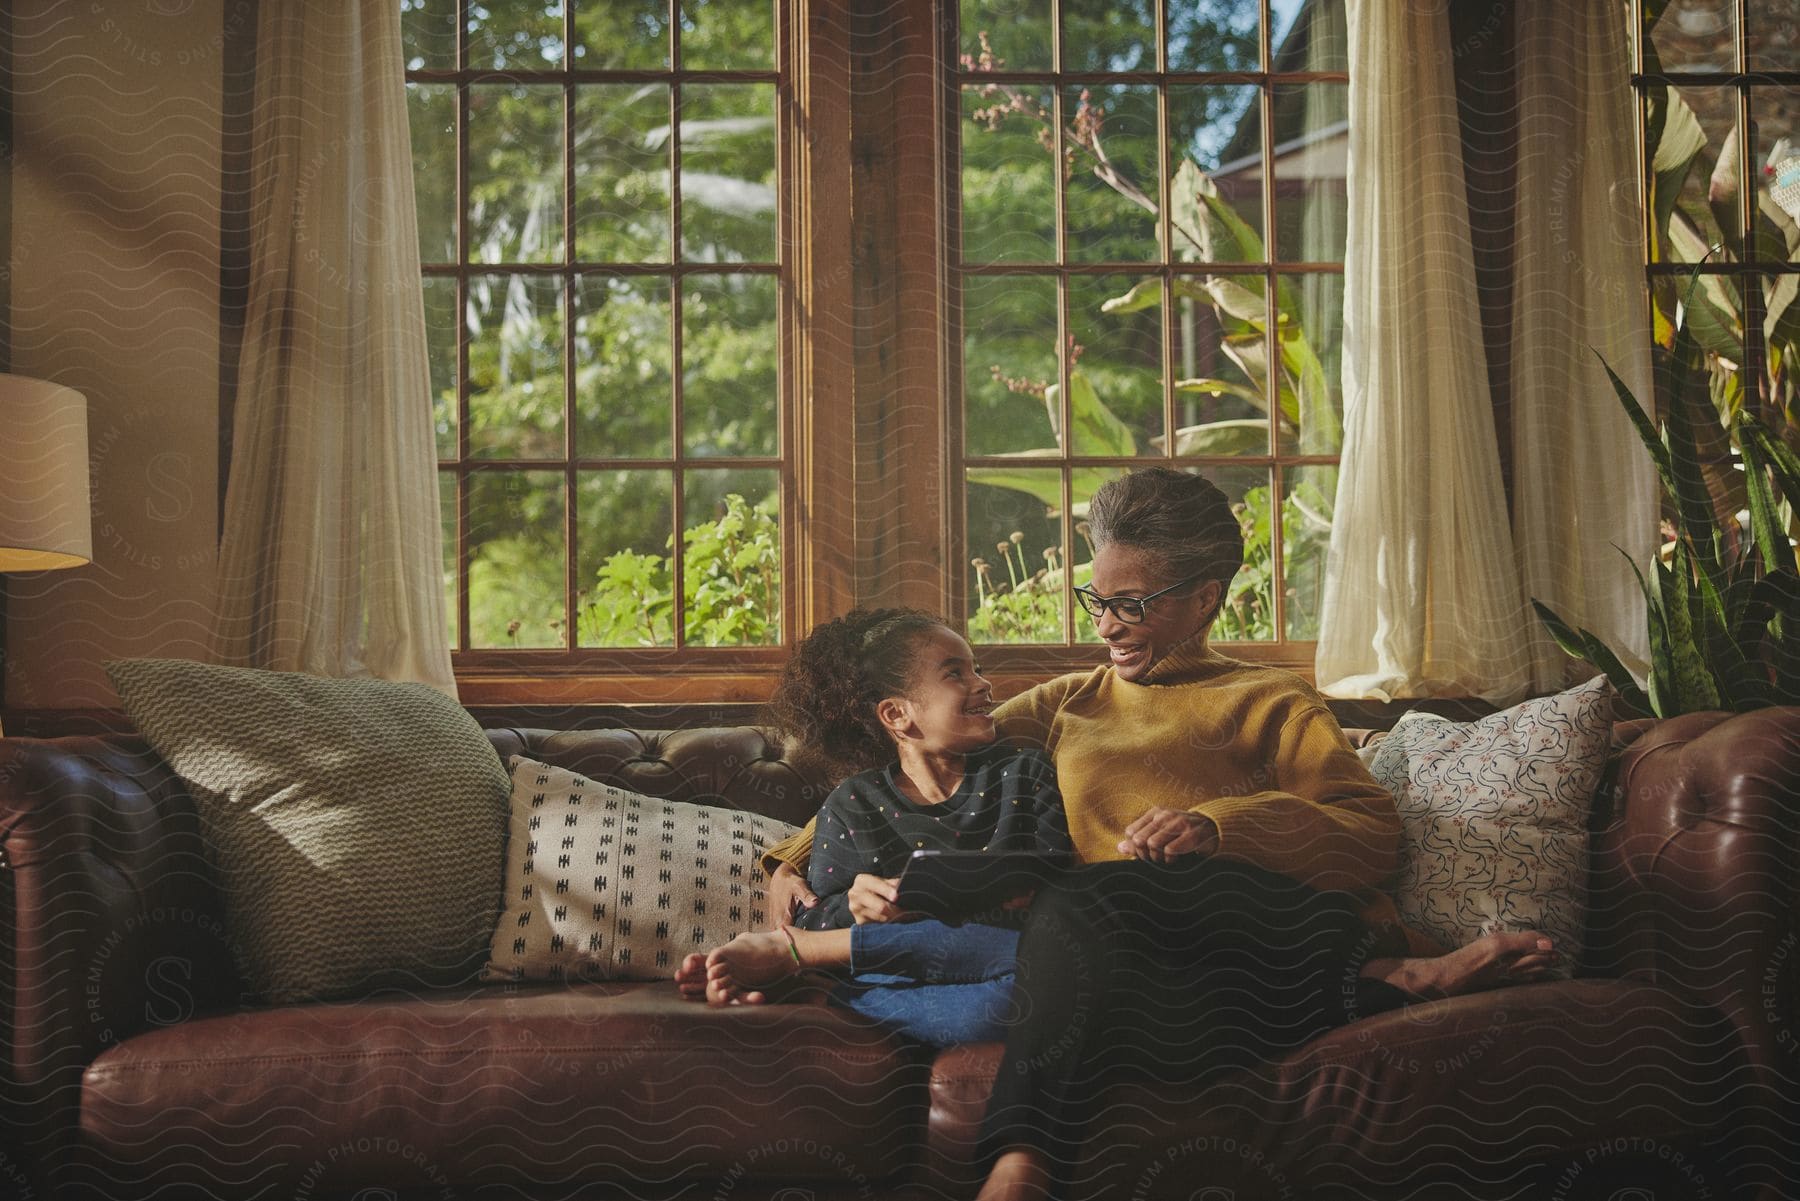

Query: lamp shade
0;373;92;571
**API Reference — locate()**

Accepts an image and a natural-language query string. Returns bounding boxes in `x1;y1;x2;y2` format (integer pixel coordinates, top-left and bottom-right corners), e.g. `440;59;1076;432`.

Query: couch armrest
0;735;241;1184
1591;707;1800;1198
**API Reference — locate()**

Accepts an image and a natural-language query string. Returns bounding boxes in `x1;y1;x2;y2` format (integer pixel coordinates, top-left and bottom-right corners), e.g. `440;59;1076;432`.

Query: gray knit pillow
106;658;510;1004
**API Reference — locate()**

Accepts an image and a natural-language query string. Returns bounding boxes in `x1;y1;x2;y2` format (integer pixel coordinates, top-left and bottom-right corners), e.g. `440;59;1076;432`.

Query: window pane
679;84;778;263
425;276;459;459
1194;464;1274;643
683;470;781;646
576;275;672;458
467;0;566;71
577;470;675;647
440;471;460;649
1752;87;1800;265
1270;0;1346;73
402;0;457;70
1166;273;1271;457
966;469;1066;645
468;274;567;459
1747;1;1800;73
1646;0;1736;72
961;0;1052;73
1165;0;1259;73
1064;84;1161;264
1271;83;1347;264
1647;85;1739;264
470;84;565;265
576;84;672;263
963;273;1061;455
1651;273;1742;440
1763;275;1797;429
679;0;775;70
1070;466;1126;644
961;84;1057;263
1168;86;1263;264
576;0;671;69
1281;465;1334;641
408;84;457;264
1276;272;1345;455
1067;273;1162;455
682;273;778;457
469;470;567;649
1062;0;1154;73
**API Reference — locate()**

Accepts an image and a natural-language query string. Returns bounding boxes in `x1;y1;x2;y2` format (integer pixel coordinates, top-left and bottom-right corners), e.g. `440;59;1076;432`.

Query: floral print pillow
1366;675;1616;976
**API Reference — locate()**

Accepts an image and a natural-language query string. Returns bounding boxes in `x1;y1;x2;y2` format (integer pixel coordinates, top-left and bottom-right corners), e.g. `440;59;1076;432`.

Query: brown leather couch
2;709;1797;1200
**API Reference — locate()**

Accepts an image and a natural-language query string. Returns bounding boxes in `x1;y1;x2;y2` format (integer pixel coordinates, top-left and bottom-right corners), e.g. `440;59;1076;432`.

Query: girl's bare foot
675;952;709;1000
705;929;801;1005
1363;929;1557;1001
976;1148;1051;1201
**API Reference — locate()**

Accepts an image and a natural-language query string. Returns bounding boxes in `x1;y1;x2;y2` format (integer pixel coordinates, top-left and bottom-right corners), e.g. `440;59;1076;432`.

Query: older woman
681;468;1552;1200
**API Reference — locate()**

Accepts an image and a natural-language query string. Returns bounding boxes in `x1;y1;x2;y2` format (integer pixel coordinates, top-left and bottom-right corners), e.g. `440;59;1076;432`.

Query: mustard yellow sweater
763;632;1436;954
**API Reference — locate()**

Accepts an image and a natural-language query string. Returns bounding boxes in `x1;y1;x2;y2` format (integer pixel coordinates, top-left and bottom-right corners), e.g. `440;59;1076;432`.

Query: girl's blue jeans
830;919;1019;1047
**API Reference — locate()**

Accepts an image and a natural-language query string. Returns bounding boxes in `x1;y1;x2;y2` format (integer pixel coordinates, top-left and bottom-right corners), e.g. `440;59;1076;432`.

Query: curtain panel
1318;0;1652;704
211;2;455;695
1509;0;1657;689
1317;0;1533;704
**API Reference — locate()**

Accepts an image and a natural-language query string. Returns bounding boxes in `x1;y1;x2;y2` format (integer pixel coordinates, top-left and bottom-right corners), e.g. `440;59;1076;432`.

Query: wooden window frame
1629;0;1800;430
430;0;1356;706
934;0;1347;681
413;1;856;706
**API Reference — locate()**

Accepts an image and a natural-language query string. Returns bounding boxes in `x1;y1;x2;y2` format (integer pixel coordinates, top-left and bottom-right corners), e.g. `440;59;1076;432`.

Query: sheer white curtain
1510;0;1657;689
1316;0;1533;704
212;2;455;694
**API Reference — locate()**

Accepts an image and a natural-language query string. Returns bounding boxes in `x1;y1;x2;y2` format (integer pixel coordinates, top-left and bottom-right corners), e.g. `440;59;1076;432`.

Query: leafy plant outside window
961;34;1339;644
576;493;781;648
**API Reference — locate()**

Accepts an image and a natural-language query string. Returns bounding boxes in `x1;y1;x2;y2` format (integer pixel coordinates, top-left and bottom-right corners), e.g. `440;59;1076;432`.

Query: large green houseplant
1534;277;1800;718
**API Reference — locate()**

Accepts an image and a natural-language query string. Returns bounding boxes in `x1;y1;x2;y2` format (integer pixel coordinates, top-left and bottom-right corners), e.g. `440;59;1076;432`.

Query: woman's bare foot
705;929;802;1005
1363;930;1557;1001
976;1148;1051;1201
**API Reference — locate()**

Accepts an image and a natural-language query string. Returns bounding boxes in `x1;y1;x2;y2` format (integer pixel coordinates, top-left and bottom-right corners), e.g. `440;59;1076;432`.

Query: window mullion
562;61;578;653
1262;0;1282;643
454;14;472;653
669;63;686;653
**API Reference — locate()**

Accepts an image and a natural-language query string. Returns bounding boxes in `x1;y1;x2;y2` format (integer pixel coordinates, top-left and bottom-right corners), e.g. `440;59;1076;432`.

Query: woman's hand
765;862;819;930
848;874;906;924
1118;808;1220;863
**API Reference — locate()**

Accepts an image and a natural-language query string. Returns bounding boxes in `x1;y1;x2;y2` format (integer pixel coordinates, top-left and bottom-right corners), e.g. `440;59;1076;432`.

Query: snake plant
1533;277;1800;718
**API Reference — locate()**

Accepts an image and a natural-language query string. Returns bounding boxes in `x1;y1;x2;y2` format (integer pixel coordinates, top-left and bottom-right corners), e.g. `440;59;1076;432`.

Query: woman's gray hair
1085;467;1243;590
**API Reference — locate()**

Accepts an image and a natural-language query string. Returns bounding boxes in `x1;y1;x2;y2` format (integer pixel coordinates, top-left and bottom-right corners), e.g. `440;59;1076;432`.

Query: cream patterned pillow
485;756;798;982
1366;676;1615;976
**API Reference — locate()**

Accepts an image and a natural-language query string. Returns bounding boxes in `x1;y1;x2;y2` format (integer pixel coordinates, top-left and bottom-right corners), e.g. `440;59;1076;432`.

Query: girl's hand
765;862;819;930
848;874;905;924
1118;808;1219;863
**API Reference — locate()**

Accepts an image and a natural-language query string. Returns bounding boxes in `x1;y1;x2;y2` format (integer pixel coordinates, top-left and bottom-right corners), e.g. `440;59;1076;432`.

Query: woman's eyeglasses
1072;574;1203;624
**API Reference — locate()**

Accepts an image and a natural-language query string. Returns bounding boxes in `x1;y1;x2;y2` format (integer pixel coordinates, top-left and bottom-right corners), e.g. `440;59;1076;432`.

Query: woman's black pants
978;855;1405;1176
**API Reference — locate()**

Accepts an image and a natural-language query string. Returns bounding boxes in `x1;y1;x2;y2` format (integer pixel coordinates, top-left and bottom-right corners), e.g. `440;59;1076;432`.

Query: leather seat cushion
926;979;1735;1200
82;981;926;1194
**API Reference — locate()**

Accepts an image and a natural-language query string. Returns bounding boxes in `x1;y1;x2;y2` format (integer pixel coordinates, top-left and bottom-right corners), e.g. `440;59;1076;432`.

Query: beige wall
5;0;225;710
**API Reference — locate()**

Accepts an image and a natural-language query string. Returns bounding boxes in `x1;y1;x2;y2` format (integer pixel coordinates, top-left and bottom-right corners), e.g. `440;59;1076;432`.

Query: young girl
701;608;1070;1047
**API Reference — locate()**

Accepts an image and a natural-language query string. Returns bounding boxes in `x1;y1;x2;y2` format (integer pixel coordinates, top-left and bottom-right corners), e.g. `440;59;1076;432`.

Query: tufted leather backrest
1584;708;1800;981
485;727;834;827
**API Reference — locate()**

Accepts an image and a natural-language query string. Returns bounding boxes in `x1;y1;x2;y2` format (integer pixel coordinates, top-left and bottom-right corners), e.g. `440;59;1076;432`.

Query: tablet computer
893;849;1073;920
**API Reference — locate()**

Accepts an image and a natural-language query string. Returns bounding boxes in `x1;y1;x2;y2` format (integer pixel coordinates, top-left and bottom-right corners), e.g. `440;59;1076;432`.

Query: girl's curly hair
767;607;948;775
